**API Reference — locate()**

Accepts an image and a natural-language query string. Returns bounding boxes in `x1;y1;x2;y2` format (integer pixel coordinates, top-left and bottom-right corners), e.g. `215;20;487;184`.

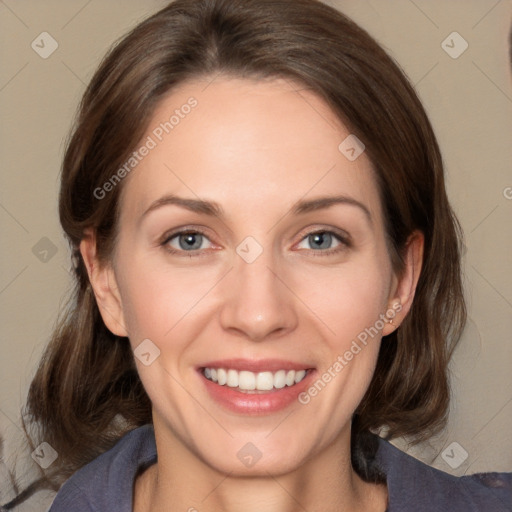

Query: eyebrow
140;193;372;224
292;195;372;223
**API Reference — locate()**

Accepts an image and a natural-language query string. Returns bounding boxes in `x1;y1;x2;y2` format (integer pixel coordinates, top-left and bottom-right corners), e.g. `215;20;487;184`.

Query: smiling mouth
200;367;311;393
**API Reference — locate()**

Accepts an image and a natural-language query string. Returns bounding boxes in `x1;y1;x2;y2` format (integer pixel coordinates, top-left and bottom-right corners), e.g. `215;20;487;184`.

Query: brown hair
8;0;466;504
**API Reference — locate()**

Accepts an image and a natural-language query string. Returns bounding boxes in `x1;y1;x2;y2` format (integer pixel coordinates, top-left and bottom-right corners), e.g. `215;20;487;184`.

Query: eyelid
160;226;216;249
293;224;352;247
159;224;352;257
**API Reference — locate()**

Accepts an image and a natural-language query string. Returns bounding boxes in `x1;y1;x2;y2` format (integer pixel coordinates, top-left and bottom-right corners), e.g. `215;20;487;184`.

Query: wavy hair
3;0;466;507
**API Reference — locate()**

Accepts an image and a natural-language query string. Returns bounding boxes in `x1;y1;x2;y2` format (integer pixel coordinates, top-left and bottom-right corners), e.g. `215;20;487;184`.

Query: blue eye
296;230;349;255
161;228;350;257
162;230;213;255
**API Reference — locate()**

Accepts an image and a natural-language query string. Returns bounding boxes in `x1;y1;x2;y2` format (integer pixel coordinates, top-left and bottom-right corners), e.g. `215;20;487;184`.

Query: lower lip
198;369;316;415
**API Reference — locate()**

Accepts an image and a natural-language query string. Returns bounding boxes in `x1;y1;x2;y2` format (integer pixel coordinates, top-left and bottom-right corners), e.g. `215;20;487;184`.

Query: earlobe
79;229;128;337
382;230;424;336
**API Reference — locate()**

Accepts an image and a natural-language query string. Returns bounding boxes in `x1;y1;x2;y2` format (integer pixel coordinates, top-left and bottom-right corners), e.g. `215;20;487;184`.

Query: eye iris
310;232;332;249
179;233;202;250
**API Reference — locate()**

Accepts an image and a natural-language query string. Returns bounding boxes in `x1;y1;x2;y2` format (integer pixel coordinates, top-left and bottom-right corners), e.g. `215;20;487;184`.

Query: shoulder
375;436;512;511
48;424;157;512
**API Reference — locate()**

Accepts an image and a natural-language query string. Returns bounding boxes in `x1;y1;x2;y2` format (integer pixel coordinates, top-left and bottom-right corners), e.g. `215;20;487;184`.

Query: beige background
1;1;511;510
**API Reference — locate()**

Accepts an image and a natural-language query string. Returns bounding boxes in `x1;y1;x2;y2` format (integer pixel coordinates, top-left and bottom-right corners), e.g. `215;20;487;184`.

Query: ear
79;228;128;337
382;230;424;336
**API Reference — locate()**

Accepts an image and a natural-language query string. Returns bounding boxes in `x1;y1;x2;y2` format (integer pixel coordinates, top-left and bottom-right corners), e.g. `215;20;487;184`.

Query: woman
4;0;511;510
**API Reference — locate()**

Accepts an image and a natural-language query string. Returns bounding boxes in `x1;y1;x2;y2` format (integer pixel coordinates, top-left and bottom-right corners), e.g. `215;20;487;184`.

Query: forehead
118;76;382;225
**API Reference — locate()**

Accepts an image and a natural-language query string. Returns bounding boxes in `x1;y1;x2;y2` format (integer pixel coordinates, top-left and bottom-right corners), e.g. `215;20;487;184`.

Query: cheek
115;254;221;343
115;235;393;355
295;256;392;342
290;261;390;444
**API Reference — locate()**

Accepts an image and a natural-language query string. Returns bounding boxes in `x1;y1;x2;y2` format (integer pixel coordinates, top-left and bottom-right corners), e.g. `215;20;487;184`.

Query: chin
204;451;306;478
190;432;312;477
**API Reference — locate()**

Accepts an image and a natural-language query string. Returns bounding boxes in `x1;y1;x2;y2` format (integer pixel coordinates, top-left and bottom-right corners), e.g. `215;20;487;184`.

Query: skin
81;76;423;512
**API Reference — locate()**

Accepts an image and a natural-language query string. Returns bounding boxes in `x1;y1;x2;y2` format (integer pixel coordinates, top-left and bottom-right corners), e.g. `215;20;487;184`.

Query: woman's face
92;76;408;475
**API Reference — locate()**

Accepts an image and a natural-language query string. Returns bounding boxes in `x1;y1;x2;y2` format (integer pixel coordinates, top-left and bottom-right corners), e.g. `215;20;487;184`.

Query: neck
134;421;387;512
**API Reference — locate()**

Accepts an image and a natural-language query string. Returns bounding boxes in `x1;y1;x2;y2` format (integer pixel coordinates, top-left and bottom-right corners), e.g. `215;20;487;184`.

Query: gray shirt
48;424;512;511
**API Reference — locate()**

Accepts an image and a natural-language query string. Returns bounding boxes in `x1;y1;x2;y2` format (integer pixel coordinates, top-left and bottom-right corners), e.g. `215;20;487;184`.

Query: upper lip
198;358;314;373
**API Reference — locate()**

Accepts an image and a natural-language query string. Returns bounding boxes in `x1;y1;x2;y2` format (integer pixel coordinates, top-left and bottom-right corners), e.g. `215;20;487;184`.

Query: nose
219;248;298;342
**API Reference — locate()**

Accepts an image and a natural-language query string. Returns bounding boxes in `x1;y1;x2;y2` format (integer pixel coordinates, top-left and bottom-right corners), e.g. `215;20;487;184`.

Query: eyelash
159;227;351;258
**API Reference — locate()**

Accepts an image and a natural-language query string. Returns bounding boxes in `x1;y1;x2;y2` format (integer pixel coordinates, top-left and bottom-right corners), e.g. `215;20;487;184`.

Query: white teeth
202;367;309;390
226;369;238;388
238;371;256;390
285;370;295;386
273;370;286;389
256;371;274;390
294;370;306;383
217;368;227;385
